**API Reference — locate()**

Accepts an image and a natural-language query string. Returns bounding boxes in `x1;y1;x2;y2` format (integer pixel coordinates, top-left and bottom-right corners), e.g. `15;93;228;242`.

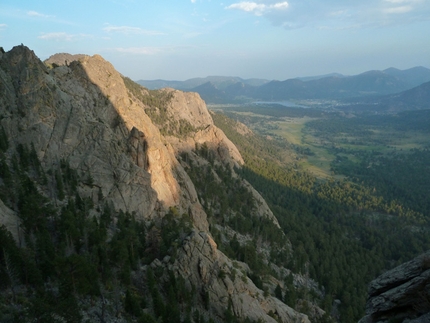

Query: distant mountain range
340;79;430;113
137;76;269;91
295;73;345;82
137;66;430;104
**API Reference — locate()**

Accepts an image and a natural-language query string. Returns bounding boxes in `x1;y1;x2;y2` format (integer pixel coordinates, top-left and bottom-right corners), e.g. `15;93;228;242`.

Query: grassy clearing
273;118;309;145
305;151;335;177
270;118;337;177
211;105;430;179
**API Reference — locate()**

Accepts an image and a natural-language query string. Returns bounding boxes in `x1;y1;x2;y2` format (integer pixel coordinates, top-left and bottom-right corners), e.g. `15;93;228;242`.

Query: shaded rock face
359;250;430;323
128;127;149;169
0;46;155;218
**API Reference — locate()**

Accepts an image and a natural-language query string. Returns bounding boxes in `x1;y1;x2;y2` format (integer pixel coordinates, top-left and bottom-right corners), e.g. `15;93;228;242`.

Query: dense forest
0;136;203;322
304;109;430;146
212;111;430;323
178;143;332;322
330;148;430;218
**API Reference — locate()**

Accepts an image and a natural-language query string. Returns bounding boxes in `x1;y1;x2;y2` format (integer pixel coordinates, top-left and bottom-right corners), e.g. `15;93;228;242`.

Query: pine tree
2;249;19;301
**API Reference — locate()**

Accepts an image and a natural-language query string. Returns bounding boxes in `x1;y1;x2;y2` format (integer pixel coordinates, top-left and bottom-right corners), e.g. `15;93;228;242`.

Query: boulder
359;250;430;323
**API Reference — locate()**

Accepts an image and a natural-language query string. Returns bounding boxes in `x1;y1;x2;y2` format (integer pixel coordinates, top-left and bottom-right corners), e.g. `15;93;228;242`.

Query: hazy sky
1;0;430;81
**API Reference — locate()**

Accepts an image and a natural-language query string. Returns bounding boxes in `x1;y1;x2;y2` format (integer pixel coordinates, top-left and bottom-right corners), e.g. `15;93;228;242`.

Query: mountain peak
44;52;88;66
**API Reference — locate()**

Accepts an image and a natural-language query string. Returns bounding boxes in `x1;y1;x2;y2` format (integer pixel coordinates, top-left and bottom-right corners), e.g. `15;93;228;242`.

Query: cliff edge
359;250;430;323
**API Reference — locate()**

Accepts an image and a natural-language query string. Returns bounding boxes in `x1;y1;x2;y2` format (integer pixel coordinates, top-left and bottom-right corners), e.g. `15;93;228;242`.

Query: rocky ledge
359;250;430;323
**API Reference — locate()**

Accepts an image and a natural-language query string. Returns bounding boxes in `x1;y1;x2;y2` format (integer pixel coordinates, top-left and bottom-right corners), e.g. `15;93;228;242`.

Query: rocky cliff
359;250;430;323
0;45;319;322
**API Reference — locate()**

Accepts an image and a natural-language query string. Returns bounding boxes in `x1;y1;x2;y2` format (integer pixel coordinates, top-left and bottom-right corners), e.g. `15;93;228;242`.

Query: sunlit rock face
0;45;317;322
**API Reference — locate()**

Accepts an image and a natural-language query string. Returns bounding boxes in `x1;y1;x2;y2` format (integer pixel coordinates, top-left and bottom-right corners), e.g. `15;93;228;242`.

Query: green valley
211;105;430;322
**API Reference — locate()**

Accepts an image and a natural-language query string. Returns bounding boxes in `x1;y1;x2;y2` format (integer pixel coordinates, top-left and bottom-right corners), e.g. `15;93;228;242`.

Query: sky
1;0;430;81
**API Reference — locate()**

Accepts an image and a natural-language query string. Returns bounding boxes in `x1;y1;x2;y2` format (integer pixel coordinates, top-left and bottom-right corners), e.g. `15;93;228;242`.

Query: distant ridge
190;82;227;104
295;72;345;82
137;76;269;90
383;66;430;87
137;66;430;104
340;79;430;113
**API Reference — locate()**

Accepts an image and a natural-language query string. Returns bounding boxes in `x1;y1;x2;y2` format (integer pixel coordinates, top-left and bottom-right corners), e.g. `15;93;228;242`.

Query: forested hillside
212;112;430;323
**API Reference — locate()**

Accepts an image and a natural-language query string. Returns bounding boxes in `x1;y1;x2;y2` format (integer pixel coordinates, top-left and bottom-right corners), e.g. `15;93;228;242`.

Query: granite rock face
0;45;315;322
171;231;310;323
359;250;430;323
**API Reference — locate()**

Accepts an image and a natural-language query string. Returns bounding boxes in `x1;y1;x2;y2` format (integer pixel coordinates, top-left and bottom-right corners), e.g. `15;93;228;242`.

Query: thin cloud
27;11;53;18
226;1;289;15
272;2;289;9
26;10;74;25
382;0;422;14
103;25;165;36
0;24;7;29
384;0;422;3
227;2;266;12
384;5;413;13
38;32;91;41
226;0;430;29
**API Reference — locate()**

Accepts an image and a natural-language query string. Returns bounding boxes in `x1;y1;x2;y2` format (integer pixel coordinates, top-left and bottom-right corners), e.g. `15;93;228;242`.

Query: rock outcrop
359;250;430;323
0;45;204;224
0;45;316;322
0;199;19;242
172;231;310;323
153;87;244;168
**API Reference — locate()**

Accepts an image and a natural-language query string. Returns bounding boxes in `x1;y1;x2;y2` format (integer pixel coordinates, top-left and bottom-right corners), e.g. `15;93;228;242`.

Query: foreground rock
359;250;430;323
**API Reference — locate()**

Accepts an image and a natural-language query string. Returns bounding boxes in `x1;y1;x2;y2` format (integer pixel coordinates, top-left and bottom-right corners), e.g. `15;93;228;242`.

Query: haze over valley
137;66;430;108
